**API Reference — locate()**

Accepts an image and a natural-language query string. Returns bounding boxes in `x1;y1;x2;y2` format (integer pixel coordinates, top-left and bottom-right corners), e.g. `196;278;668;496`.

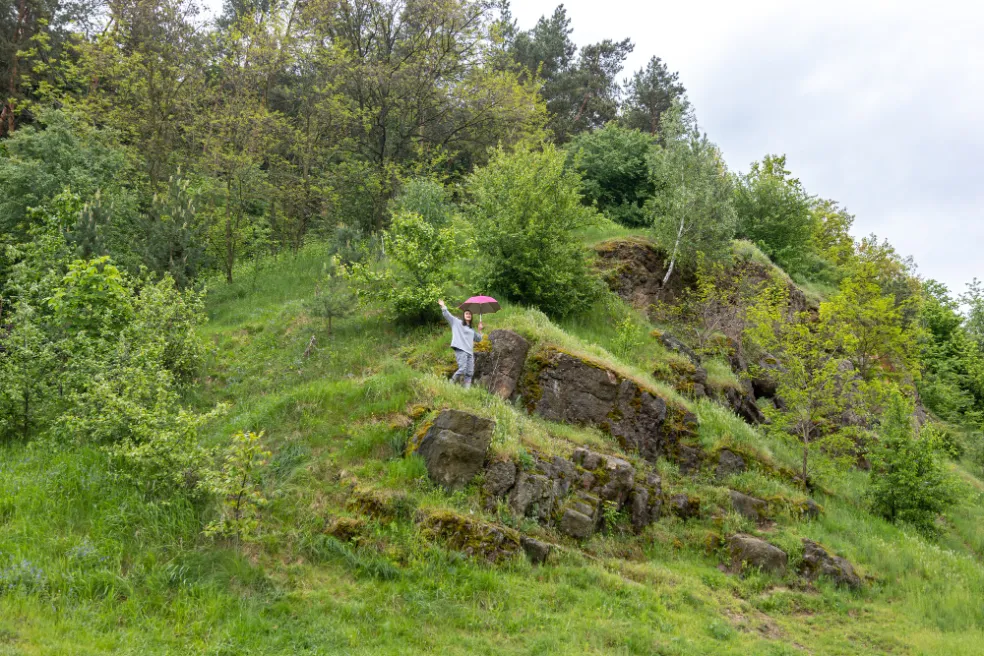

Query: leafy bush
349;210;457;324
869;393;959;534
566;124;654;227
203;431;271;544
467;144;600;317
0;229;217;497
391;178;455;228
733;154;815;275
0;110;134;240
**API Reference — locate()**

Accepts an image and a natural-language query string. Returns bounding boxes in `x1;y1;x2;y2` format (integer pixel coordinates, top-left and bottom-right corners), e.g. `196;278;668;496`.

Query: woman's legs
464;351;475;388
451;349;476;388
451;348;468;384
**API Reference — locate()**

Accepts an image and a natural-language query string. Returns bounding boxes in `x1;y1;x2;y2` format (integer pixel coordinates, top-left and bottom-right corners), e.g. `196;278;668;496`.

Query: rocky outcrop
657;332;701;366
420;510;521;563
719;385;767;425
668;493;701;520
482;459;517;502
594;238;690;307
729;534;788;574
509;471;558;522
482;446;665;540
715;449;747;479
629;473;664;531
413;410;495;490
799;539;861;589
800;498;822;520
558;492;601;538
729;490;767;522
521;348;698;466
666;359;709;399
473;329;531;400
520;536;553;565
750;353;782;400
676;445;703;475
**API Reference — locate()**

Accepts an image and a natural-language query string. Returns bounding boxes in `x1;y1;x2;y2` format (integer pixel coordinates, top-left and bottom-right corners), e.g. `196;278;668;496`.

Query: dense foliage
733;154;815;275
647;104;736;287
467;144;600;317
567;124;654;227
869;393;958;533
2;4;984;652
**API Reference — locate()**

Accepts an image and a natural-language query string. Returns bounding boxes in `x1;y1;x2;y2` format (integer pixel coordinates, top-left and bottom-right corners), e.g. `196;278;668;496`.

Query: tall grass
4;240;984;654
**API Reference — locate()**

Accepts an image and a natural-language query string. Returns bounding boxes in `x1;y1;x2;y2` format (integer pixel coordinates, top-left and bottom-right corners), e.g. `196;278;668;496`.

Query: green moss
520;348;553;412
348;487;417;522
325;516;367;543
409;404;430;421
606;404;623;425
419;509;521;563
406;418;435;455
592;235;657;255
664;405;698;440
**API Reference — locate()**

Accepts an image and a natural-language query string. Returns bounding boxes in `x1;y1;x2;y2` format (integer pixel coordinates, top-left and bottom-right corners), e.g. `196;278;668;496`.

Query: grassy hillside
2;243;984;656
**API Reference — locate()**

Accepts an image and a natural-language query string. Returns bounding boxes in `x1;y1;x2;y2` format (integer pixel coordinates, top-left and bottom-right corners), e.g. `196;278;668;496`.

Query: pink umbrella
458;295;500;322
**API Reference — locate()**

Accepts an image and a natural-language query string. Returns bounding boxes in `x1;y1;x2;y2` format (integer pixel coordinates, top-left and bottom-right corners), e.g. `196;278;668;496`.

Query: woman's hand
437;299;446;309
478;321;484;331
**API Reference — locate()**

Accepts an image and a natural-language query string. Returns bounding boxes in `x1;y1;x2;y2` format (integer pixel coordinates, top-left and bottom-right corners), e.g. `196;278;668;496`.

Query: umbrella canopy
458;295;500;316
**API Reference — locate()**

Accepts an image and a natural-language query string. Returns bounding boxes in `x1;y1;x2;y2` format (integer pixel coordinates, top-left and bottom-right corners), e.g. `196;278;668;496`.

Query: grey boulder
729;490;767;522
416;410;495;490
473;330;531;400
800;539;861;589
729;534;787;574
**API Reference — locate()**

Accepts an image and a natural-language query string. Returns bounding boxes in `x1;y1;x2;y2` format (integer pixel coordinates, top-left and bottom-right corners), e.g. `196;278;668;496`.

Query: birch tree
647;102;735;290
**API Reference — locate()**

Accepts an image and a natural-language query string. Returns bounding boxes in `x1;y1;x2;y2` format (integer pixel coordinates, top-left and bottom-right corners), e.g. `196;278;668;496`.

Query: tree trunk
801;424;810;490
22;387;30;441
661;216;687;289
225;179;235;283
3;0;29;137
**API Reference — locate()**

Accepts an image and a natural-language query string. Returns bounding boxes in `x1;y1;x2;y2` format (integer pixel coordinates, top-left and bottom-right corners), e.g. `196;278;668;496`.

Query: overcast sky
511;0;984;294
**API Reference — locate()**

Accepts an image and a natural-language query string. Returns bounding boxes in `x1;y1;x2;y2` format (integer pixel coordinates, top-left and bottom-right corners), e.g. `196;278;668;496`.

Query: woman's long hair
461;312;473;328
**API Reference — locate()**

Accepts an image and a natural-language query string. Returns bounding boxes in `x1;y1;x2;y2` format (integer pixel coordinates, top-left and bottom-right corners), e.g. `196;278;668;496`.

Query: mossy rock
409;404;431;421
348;487;417;522
522;346;698;466
325;516;366;543
406;418;435;455
419;510;521;563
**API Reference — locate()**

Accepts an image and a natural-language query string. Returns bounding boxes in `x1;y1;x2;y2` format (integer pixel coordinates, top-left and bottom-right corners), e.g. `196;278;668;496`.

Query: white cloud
513;0;984;292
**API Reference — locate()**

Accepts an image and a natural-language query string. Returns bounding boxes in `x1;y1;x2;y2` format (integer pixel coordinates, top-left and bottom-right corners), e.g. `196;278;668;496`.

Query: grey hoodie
442;307;482;354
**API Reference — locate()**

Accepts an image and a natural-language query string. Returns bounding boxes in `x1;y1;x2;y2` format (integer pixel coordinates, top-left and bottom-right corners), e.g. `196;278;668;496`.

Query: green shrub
203;431;271;544
567;124;654;227
869;392;959;534
391;177;455;228
349;210;457;324
0;233;217;497
467;143;600;317
0;109;134;241
733;154;815;275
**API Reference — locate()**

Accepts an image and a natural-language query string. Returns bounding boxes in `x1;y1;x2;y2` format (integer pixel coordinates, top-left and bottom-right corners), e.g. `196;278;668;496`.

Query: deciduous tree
647;103;735;289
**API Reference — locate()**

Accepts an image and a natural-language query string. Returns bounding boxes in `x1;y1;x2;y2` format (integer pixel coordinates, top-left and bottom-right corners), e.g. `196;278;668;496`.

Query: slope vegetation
1;242;983;655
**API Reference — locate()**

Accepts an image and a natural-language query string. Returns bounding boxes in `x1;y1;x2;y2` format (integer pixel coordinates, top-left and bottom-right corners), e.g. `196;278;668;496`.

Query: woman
438;299;484;388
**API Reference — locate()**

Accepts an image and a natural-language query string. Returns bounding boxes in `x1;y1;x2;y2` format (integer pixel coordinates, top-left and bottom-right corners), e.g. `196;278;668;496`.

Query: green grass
3;242;984;654
577;217;651;247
